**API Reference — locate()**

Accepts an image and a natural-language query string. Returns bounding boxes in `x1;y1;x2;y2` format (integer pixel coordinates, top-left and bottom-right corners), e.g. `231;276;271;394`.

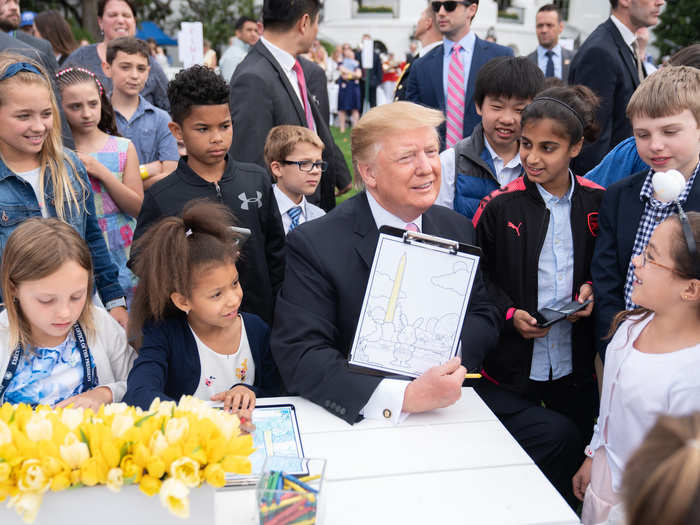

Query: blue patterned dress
88;135;138;305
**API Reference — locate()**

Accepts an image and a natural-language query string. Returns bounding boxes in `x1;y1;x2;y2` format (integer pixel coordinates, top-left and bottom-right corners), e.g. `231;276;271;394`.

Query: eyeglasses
281;159;328;172
639;248;678;274
431;1;471;13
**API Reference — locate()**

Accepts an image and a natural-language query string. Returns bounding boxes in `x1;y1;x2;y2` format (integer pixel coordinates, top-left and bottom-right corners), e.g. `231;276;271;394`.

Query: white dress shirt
442;31;477;106
273;184;325;235
419;40;442;58
359;191;425;424
610;15;652;76
483;137;523;187
536;44;563;80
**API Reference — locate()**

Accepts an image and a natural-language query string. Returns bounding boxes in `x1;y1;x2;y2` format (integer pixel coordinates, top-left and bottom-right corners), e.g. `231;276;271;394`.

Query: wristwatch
105;297;127;311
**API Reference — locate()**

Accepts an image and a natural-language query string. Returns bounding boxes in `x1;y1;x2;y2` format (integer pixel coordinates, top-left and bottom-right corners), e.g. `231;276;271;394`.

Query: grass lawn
331;126;360;205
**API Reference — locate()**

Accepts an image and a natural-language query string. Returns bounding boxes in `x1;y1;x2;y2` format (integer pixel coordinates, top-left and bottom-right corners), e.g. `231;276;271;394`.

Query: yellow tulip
100;441;121;469
226;433;254;456
102;403;129;416
121;455;143;484
220;455;252;474
205;436;227;464
0;461;10;482
50;472;71;491
111;413;134;438
159;477;190;518
80;457;106;486
17;458;49;493
203;463;226;488
138;474;162;497
70;469;81;485
188;446;208;465
170;456;200;488
106;468;123;493
59;433;89;469
0;419;11;446
146;456;166;479
40;456;65;478
165;417;189;444
60;408;84;430
0;402;14;422
149;430;168;456
8;491;42;523
25;413;52;442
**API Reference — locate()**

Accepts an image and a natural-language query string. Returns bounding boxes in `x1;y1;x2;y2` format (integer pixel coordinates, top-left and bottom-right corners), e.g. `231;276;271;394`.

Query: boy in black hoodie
132;65;285;324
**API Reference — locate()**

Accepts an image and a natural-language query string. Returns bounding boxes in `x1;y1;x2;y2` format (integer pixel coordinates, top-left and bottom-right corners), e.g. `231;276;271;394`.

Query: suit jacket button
324;400;330;407
383;409;392;419
340;408;346;415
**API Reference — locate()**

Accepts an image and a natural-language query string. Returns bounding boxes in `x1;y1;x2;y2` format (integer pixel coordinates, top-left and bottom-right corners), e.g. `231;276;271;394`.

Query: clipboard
348;226;481;379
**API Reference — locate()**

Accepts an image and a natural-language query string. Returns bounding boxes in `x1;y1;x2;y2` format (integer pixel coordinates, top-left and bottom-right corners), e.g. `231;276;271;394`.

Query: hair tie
55;66;104;96
185;229;193;237
532;96;585;131
1;62;42;81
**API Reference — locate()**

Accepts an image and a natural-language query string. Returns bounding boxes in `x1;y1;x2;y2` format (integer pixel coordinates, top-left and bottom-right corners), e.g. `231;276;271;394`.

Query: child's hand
513;309;550;339
76;152;110;181
211;385;256;414
567;283;594;323
572;457;593;502
55;386;113;411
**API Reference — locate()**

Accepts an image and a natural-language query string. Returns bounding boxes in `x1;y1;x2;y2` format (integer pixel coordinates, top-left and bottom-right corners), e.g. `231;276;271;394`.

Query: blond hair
0;52;85;221
626;66;700;124
263;125;325;168
1;218;95;351
351;101;444;170
623;412;700;525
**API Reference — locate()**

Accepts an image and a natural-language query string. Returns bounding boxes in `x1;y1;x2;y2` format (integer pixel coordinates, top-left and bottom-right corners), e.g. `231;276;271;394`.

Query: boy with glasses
265;125;326;234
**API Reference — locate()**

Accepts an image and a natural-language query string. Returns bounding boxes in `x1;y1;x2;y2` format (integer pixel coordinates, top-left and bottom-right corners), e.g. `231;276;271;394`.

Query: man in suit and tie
526;4;574;83
229;0;351;212
568;0;665;174
406;0;513;149
271;101;501;425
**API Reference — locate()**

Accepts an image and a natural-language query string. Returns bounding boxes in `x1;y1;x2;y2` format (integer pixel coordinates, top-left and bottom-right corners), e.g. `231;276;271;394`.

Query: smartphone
533;299;592;328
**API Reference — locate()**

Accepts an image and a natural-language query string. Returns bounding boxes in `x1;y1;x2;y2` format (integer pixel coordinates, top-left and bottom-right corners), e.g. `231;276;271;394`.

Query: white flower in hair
651;169;686;202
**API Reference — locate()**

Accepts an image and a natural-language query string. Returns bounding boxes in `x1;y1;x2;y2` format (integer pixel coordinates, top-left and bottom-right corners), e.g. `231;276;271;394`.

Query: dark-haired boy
132;65;286;324
103;36;178;187
436;56;545;219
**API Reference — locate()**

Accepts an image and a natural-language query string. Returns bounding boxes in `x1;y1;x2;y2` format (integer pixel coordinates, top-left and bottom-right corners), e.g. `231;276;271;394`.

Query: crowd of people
0;0;698;523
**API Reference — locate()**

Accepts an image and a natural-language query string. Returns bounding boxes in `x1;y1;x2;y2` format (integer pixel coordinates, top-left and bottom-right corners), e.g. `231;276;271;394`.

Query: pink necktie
445;44;465;149
405;222;419;232
292;60;315;130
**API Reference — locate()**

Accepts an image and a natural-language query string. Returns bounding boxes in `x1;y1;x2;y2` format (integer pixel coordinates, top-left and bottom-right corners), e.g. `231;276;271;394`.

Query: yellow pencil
464;373;482;379
297;474;321;483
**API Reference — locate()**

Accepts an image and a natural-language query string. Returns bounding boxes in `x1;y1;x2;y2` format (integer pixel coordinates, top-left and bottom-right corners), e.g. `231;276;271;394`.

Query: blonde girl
0;52;128;326
0;218;134;408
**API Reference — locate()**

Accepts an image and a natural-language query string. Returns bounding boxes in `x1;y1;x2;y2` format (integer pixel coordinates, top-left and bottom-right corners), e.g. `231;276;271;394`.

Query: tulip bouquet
0;396;254;523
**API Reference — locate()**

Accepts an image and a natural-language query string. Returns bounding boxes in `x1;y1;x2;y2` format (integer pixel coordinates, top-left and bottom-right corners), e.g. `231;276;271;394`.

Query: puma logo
508;221;522;237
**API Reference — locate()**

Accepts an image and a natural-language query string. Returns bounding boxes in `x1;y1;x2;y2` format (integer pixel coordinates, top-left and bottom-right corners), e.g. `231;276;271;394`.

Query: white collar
419;40;442;57
366;191;423;231
260;36;296;72
484;136;521;168
610;15;637;48
273;184;307;217
538;44;561;58
536;171;576;203
443;31;476;57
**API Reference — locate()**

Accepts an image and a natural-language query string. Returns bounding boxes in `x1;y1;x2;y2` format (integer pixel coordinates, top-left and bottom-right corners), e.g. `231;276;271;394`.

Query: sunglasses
431;1;472;12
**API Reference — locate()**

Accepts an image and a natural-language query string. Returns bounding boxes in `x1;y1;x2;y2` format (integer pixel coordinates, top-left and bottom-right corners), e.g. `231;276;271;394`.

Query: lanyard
0;324;96;402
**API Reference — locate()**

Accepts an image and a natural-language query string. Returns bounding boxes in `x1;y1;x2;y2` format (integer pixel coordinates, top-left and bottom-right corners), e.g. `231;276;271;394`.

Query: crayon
464;373;482;379
282;473;318;493
297;474;321;483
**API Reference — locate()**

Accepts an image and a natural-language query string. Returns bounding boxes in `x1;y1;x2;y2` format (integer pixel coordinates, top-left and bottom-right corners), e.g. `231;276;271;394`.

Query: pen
464;373;482;379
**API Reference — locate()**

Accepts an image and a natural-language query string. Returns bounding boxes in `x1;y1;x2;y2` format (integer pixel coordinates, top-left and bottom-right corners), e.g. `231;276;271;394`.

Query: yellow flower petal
138;474;162;497
106;468;124;493
159;477;190;518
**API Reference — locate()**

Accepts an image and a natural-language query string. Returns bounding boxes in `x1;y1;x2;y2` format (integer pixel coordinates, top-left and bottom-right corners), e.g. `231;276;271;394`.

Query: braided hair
55;67;120;136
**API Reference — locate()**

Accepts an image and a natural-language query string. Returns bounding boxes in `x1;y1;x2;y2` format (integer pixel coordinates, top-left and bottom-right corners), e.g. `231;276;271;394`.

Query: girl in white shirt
573;212;700;524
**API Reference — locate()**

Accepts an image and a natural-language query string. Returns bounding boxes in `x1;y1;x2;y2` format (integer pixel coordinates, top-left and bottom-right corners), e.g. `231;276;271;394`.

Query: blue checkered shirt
624;162;700;309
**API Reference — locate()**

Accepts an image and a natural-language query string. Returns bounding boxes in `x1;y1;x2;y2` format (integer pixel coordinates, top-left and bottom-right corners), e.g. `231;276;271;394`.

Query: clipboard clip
402;230;459;255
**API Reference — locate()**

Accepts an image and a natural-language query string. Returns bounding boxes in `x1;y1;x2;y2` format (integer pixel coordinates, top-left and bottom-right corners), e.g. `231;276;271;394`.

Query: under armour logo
239;191;262;210
507;221;522;237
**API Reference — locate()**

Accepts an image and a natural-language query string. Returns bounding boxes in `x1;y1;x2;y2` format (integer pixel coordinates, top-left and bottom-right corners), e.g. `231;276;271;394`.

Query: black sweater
132;156;286;324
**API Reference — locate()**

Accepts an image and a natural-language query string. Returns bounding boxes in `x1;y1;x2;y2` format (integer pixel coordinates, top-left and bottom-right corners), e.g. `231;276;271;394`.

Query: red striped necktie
445;44;465;149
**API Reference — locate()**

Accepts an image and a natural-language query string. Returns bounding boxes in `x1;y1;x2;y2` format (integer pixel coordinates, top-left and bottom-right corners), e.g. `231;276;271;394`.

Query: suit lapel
254;41;308;125
353;192;381;269
604;19;639;87
425;46;445;111
421;208;438;236
619;178;645;262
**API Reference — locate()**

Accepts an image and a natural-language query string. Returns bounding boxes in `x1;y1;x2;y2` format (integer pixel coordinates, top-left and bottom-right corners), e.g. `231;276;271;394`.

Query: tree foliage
653;0;700;57
177;0;255;50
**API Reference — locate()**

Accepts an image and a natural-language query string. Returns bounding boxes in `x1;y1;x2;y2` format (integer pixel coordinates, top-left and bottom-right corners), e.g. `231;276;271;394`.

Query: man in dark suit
229;0;350;212
271;102;501;425
526;4;575;83
406;0;513;148
568;0;664;174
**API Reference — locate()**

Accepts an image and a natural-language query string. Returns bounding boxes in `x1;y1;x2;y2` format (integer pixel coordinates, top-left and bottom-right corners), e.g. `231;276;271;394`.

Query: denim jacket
0;149;124;304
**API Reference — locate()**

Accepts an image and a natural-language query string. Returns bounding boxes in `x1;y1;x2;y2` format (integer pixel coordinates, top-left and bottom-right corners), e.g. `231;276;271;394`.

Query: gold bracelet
139;164;149;180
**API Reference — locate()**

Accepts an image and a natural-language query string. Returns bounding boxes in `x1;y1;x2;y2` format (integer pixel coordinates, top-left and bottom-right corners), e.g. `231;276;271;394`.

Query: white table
216;389;580;525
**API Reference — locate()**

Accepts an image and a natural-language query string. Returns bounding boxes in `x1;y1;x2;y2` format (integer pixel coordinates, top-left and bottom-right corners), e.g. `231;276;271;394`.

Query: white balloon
652;170;685;202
